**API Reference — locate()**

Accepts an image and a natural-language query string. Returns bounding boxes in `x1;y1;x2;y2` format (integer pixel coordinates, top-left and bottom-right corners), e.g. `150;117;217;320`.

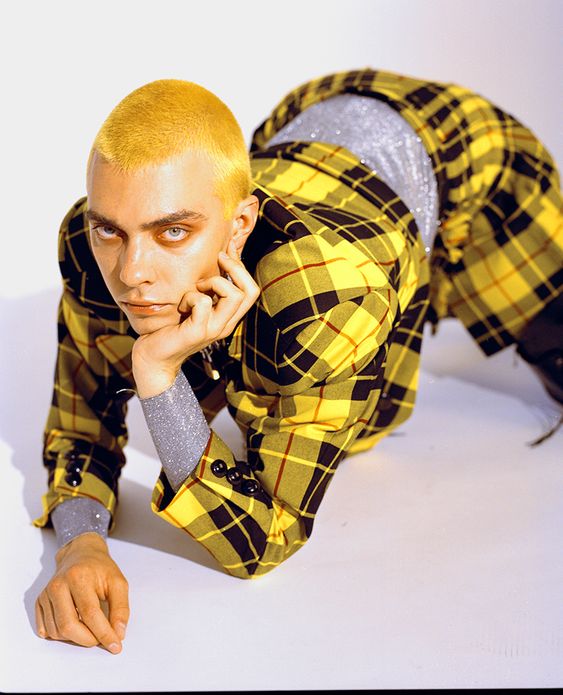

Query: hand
35;532;129;654
132;239;260;398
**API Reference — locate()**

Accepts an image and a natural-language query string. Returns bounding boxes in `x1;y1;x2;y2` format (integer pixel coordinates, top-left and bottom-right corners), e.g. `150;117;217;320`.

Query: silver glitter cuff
266;93;439;256
51;497;110;549
139;368;211;492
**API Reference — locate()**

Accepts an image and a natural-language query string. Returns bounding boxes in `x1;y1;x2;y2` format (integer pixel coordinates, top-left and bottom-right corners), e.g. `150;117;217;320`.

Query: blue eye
94;225;118;240
161;227;188;241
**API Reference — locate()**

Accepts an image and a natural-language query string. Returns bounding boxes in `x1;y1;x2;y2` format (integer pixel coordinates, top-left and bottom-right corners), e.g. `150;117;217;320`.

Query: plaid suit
34;68;562;578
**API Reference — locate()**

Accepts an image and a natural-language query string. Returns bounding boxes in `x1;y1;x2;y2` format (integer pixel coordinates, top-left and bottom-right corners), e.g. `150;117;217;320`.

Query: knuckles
46;577;67;595
64;565;90;585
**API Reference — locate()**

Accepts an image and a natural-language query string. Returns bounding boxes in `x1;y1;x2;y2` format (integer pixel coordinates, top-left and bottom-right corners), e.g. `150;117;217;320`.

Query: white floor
1;290;561;691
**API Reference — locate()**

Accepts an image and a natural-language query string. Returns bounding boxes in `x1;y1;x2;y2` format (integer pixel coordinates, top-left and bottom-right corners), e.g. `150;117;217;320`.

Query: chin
126;312;180;335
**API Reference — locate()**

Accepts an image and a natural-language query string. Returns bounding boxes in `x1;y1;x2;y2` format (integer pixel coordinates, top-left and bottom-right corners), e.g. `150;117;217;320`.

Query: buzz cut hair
87;78;252;219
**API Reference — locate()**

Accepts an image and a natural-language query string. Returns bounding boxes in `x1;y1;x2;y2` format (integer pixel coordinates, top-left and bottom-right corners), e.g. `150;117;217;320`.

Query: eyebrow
85;208;208;230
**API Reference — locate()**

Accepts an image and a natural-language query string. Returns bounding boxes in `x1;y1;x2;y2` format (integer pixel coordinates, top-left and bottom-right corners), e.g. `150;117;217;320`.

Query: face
86;149;239;335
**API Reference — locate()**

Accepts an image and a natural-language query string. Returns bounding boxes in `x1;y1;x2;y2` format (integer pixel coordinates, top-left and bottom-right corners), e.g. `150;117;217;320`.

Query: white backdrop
1;0;561;691
1;0;561;299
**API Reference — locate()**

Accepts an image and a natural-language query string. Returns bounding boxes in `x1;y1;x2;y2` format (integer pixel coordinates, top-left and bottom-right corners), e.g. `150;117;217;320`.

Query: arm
34;198;229;651
32;282;134;651
33;198;136;532
149;288;395;579
32;198;136;650
136;234;398;578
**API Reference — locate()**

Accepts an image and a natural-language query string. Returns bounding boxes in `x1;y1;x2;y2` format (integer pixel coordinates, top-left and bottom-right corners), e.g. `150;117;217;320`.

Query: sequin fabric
139;368;211;492
265;94;439;255
51;369;211;545
51;496;110;548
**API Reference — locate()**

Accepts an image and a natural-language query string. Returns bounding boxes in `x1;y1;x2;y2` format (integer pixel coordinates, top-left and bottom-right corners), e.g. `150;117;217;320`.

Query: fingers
192;244;259;338
195;275;246;330
169;240;260;360
179;276;246;343
73;586;123;654
35;585;98;648
218;240;260;302
107;576;130;641
35;576;125;654
192;278;245;340
178;289;214;317
36;594;56;639
35;596;47;638
50;582;99;647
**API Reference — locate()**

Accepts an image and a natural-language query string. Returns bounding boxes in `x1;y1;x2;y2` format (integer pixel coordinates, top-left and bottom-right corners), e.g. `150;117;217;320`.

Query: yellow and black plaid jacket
33;68;562;578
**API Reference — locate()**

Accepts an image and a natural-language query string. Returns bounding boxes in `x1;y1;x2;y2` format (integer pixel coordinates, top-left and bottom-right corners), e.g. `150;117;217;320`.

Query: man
33;68;562;654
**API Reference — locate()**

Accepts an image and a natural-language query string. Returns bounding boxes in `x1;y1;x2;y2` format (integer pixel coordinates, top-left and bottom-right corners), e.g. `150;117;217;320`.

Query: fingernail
38;630;46;639
219;251;228;259
108;642;121;654
116;622;127;640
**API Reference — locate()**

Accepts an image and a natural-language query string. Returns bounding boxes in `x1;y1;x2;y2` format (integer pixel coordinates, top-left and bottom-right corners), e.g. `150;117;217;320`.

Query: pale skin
35;148;260;653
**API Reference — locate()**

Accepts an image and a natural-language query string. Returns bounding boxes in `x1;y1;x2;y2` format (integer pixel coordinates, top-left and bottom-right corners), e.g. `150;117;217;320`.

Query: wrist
55;531;108;564
134;368;179;399
132;350;180;398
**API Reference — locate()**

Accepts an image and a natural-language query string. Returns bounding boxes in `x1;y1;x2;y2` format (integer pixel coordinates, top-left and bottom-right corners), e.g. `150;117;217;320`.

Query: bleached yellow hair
87;79;252;219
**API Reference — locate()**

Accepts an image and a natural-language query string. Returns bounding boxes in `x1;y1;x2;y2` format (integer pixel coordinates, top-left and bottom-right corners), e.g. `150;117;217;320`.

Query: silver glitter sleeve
51;497;111;549
139;368;211;492
266;93;439;256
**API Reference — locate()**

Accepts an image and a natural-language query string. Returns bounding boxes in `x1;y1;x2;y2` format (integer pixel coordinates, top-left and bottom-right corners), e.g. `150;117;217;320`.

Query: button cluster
63;449;84;487
210;459;261;496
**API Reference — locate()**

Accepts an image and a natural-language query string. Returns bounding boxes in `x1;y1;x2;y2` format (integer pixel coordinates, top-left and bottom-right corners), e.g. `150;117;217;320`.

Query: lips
121;301;170;316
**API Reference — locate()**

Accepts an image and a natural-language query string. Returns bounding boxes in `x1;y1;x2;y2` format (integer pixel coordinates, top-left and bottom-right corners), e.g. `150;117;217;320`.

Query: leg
427;107;563;407
515;291;563;404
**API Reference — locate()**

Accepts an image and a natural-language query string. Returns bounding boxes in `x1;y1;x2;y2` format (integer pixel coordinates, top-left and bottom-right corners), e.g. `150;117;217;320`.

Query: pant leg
426;102;563;357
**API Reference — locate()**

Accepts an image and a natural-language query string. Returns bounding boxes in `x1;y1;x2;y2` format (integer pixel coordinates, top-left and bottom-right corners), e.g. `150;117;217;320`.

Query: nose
119;236;155;287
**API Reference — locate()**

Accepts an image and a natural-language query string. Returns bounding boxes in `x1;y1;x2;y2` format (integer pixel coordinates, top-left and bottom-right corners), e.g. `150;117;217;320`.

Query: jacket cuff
150;430;268;532
32;433;119;532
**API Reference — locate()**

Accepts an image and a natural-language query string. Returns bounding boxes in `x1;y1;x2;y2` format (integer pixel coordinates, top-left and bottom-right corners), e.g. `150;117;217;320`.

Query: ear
231;195;259;256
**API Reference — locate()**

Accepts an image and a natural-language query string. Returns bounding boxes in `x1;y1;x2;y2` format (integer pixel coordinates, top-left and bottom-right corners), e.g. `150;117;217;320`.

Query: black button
241;479;260;496
378;393;393;411
64;472;82;487
65;449;81;461
66;464;83;474
226;467;242;485
234;459;251;476
210;459;227;478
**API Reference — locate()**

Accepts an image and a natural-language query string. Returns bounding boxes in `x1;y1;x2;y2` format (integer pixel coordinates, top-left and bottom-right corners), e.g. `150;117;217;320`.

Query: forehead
86;149;221;219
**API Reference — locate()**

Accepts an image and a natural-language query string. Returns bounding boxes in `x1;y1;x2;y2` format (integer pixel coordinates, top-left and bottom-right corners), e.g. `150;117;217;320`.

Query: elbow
221;519;311;580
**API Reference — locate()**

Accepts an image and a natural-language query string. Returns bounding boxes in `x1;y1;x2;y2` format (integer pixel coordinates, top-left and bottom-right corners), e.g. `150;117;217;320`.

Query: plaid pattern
34;68;562;578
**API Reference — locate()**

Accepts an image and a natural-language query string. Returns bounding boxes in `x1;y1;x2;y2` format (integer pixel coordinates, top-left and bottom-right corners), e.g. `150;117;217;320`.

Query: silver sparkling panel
266;93;439;256
140;368;211;492
51;497;110;548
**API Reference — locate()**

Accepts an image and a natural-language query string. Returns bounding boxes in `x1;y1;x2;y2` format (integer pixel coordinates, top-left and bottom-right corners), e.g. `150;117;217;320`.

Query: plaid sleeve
150;232;400;579
32;199;137;530
32;285;135;531
33;199;230;531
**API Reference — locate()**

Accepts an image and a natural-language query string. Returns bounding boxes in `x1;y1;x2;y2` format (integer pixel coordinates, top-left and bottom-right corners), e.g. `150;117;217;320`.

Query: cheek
176;235;226;280
91;246;118;285
166;246;226;307
164;254;217;302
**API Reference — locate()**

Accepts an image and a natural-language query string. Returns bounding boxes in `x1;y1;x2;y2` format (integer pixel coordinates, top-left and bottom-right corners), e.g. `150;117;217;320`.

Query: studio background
1;0;561;691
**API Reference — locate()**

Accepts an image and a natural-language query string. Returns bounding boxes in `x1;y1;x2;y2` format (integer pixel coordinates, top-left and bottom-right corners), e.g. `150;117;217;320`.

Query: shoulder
57;195;90;274
56;196;124;326
244;211;399;394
